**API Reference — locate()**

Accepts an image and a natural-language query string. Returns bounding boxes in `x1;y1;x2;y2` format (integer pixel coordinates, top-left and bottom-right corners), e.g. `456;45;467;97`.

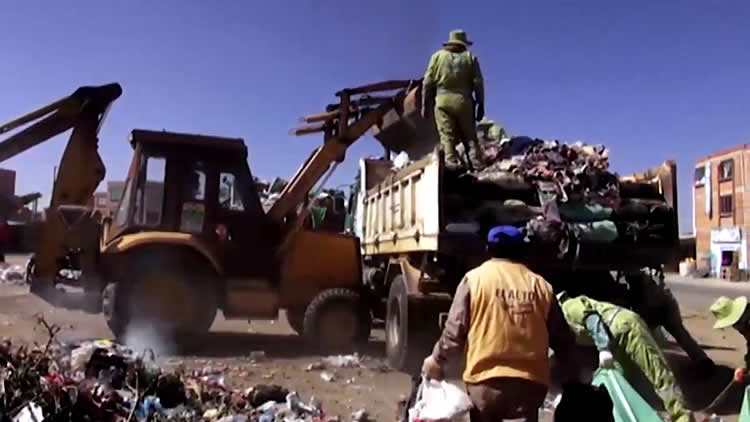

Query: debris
351;408;369;422
305;362;326;371
0;265;25;284
0;317;347;421
323;354;362;368
320;371;336;382
12;402;43;422
248;351;266;361
203;408;220;419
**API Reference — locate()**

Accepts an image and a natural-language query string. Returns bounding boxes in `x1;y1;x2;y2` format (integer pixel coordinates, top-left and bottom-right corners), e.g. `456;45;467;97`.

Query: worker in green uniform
558;292;695;422
422;29;485;171
711;296;750;377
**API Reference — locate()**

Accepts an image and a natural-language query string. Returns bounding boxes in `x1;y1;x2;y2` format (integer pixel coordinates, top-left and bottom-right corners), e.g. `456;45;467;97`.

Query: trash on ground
407;377;472;422
0;317;348;421
320;371;336;382
322;354;362;368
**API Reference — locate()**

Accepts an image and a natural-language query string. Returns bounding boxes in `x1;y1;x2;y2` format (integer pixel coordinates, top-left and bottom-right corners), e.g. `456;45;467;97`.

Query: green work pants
434;93;482;169
611;312;694;422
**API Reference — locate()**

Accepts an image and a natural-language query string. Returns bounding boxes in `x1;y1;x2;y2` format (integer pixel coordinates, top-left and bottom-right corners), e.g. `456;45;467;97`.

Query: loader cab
107;129;280;281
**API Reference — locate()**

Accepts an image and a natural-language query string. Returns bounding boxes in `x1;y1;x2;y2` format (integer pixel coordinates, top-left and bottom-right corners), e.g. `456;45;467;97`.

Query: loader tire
385;276;444;373
303;288;372;354
104;251;218;342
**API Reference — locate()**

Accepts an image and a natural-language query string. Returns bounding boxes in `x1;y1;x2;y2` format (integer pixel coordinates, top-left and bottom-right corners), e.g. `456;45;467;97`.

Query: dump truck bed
359;151;679;272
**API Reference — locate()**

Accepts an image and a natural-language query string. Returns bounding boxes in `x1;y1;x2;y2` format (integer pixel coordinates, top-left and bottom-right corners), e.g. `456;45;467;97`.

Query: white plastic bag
408;377;473;422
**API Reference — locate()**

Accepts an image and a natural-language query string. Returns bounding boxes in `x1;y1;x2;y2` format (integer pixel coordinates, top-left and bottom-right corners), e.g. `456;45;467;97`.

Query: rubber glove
598;350;615;368
422;356;443;380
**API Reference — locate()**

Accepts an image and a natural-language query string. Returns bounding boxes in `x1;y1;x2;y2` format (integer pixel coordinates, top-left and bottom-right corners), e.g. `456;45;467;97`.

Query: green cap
444;30;473;47
710;296;748;329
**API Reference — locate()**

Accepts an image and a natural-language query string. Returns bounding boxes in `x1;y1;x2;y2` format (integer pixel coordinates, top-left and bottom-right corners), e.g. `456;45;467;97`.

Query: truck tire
385;276;443;373
103;251;218;341
303;288;372;353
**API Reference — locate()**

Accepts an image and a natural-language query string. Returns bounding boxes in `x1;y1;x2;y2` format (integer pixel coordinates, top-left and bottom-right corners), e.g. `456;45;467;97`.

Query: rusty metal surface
371;82;439;159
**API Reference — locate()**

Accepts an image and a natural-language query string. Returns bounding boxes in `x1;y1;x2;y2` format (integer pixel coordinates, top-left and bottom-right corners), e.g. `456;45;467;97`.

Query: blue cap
487;225;524;245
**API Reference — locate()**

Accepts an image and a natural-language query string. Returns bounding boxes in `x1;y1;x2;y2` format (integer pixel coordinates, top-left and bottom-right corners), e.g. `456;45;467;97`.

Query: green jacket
561;295;622;352
423;49;484;102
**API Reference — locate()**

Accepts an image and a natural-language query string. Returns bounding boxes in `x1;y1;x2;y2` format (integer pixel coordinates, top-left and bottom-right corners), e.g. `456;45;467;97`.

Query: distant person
421;225;582;422
710;296;750;376
558;293;695;422
422;29;485;172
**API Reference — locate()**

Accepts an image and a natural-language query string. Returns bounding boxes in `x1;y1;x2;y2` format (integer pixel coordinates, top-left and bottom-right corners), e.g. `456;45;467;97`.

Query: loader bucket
370;85;439;160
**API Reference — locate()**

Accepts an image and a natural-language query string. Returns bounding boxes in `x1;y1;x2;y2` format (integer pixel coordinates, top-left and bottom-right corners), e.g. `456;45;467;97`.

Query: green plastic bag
739;386;750;422
592;368;662;422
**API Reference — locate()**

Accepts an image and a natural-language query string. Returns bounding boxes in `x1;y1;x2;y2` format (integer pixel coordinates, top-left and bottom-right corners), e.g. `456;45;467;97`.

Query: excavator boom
271;79;420;227
0;83;122;286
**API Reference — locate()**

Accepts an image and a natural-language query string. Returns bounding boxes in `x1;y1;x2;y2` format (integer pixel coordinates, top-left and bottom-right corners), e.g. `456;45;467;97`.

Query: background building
93;180;163;224
694;144;750;279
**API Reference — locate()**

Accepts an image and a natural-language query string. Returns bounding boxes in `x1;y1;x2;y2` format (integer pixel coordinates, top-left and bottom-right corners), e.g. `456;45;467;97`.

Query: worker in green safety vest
711;296;750;381
422;29;485;172
558;292;695;422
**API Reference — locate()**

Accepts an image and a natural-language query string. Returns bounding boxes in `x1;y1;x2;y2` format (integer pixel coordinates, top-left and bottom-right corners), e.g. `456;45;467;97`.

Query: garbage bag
592;368;662;422
571;220;618;243
407;377;473;422
559;202;613;223
740;385;750;422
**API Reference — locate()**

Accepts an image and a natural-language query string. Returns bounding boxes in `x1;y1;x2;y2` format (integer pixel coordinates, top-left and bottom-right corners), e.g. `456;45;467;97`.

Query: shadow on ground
170;332;387;360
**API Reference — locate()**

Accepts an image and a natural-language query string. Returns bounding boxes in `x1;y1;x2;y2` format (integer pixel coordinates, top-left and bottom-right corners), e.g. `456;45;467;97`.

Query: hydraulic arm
0;84;122;283
271;80;419;236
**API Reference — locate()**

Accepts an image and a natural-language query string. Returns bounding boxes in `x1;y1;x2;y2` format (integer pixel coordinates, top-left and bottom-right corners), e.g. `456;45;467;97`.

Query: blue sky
1;1;748;232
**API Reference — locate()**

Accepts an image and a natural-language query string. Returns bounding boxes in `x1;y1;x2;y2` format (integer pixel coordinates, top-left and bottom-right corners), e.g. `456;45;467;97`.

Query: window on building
719;194;734;216
719;159;734;181
694;166;706;186
96;196;107;207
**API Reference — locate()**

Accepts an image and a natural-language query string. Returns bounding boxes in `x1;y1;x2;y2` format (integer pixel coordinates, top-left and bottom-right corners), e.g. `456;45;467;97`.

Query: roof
696;143;750;164
129;129;247;154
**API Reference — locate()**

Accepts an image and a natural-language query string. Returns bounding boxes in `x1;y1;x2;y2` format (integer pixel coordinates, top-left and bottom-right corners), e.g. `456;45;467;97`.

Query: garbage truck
343;81;680;371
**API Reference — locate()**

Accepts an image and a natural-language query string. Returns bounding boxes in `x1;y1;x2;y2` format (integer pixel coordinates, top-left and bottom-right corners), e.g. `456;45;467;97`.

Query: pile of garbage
465;133;673;254
0;319;338;422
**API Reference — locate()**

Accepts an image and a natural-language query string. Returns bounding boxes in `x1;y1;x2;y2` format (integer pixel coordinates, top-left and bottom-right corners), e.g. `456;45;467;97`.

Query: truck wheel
104;254;218;341
286;309;305;335
386;276;443;373
303;288;372;353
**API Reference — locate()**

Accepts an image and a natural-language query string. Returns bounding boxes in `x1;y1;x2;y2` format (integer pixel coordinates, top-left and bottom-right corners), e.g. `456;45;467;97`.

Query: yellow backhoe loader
1;80;421;351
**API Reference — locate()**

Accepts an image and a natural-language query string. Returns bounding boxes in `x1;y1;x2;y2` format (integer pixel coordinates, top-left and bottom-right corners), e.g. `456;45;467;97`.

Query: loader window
219;172;245;212
134;156;166;227
114;180;133;226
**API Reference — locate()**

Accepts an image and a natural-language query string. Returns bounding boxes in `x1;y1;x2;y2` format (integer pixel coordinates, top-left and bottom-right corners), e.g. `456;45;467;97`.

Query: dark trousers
467;377;548;422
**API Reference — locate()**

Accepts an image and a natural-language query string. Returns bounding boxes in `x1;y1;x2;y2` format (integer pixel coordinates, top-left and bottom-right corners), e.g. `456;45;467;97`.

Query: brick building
694;144;750;278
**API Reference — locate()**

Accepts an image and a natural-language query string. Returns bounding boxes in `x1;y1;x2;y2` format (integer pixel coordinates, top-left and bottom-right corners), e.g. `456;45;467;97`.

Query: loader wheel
303;288;372;353
104;254;217;341
385;276;444;373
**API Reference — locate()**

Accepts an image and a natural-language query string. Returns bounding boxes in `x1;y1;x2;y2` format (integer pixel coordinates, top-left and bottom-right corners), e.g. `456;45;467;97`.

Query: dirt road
1;254;748;421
